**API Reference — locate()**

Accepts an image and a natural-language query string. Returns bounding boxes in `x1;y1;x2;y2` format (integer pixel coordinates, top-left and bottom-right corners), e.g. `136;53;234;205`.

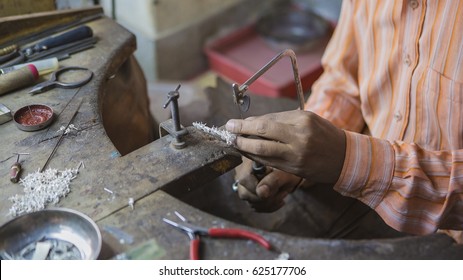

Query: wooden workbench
0;10;280;260
1;9;462;260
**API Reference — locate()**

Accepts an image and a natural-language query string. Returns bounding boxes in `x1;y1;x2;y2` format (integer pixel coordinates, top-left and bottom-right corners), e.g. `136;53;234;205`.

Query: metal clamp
159;85;188;149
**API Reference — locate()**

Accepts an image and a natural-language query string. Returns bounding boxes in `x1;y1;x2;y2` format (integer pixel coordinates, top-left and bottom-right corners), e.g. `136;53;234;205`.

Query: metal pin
128;198;134;210
27;106;34;119
174;211;187;222
103;187;113;194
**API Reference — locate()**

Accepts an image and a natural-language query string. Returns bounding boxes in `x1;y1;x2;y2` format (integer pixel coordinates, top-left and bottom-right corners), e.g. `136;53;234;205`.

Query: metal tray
13;104;54;131
0;208;101;260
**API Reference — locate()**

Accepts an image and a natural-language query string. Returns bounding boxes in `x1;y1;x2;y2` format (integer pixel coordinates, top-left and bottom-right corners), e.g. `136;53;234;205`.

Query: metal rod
163;84;182;132
40;99;83;172
232;49;306;183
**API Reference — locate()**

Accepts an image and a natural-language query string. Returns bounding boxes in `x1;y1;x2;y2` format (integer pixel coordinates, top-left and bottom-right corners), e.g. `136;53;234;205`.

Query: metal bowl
0;208;101;260
256;7;331;53
13;104;54;132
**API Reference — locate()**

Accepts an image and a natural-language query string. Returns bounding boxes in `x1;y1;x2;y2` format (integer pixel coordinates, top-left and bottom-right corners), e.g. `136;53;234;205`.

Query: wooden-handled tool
0;65;39;96
10;153;29;183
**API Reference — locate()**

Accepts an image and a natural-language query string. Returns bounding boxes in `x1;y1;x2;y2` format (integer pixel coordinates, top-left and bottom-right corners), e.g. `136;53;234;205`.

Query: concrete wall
100;0;282;82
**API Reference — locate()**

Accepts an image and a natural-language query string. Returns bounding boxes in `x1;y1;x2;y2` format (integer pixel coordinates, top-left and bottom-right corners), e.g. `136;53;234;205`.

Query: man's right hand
234;157;303;212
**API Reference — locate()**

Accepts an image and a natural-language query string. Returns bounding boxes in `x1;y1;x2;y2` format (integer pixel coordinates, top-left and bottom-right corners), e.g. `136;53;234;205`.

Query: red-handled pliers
163;211;272;260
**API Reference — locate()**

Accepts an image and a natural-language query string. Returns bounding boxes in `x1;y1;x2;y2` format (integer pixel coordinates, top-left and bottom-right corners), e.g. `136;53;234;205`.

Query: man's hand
226;110;346;185
234;157;303;212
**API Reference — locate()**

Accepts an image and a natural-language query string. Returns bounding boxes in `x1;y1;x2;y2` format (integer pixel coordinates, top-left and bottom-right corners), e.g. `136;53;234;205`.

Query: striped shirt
306;0;463;240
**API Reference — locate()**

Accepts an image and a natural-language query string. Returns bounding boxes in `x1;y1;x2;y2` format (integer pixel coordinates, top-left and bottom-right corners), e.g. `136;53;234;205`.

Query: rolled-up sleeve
306;0;364;133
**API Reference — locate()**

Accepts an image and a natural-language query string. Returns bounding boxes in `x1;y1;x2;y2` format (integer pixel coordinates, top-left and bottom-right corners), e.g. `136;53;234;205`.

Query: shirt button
410;0;419;9
394;112;402;121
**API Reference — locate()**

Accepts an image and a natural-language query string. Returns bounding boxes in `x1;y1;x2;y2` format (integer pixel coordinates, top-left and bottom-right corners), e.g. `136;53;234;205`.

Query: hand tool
0;51;25;67
251;161;267;180
163;211;272;260
40;99;83;173
231;49;305;114
0;26;94;68
1;57;59;75
24;25;93;57
0;65;39;96
28;37;97;62
10;153;29;183
0;45;18;63
231;49;306;181
29;66;93;95
0;12;101;49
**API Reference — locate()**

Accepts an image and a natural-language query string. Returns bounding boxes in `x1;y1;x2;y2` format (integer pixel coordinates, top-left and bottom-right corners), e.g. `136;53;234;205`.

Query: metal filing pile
1;18;97;211
8;164;82;217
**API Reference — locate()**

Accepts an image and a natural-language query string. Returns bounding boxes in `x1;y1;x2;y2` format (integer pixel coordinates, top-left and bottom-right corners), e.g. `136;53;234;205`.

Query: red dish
14;104;54;131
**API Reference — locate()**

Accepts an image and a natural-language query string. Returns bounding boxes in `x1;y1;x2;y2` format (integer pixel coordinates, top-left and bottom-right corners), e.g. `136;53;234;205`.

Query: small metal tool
10;153;29;183
29;66;93;95
163;211;272;260
0;26;94;68
24;26;93;56
163;85;182;132
40;99;83;172
0;45;17;57
0;64;39;96
251;161;267;180
231;49;306;179
159;85;188;149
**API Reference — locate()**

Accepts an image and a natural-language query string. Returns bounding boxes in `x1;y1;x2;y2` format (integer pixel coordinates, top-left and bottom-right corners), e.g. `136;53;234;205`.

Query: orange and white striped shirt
306;0;463;240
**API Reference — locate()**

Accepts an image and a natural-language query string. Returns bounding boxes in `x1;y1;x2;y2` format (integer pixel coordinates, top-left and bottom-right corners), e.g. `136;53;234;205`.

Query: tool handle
189;239;200;260
252;161;267;180
10;162;21;183
1;57;59;76
35;26;93;51
0;65;38;96
208;228;272;250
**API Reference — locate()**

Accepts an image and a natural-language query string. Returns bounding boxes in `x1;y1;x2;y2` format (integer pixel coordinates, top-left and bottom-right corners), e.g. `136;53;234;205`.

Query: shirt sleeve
305;0;365;133
306;0;463;236
335;131;463;235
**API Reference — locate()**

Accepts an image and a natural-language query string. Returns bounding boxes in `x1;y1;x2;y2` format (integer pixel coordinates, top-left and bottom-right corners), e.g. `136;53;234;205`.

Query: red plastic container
204;25;331;99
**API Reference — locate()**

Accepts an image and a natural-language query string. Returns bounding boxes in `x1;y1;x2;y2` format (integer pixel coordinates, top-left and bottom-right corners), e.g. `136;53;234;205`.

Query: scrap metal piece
0;104;12;124
103;225;134;245
128;197;134;210
31;241;52;260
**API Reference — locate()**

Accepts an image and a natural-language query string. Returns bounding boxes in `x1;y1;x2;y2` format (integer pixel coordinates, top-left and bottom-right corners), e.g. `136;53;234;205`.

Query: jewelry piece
232;180;240;192
192;122;237;145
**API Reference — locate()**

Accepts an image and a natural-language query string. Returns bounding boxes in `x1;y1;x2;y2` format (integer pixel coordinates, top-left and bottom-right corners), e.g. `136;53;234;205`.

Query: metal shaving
57;124;78;135
192;122;237;145
5;239;82;260
276;252;290;260
8;166;81;217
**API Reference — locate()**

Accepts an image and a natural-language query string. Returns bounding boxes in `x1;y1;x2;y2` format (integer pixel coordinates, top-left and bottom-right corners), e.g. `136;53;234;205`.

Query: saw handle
34;26;93;52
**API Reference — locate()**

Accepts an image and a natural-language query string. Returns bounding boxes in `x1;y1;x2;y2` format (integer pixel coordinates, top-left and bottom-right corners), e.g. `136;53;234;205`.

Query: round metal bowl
13;104;54;132
0;208;101;260
256;8;331;53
